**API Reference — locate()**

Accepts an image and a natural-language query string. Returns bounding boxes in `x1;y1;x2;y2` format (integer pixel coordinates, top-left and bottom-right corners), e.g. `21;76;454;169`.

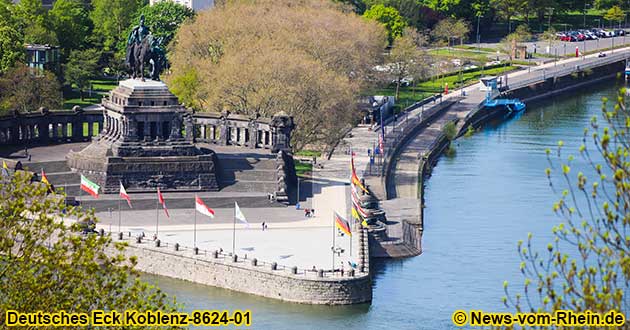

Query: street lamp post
476;14;481;53
583;3;589;29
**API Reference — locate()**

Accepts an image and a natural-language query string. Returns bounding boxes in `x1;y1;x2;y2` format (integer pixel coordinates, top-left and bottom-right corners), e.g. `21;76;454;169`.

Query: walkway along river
147;76;622;330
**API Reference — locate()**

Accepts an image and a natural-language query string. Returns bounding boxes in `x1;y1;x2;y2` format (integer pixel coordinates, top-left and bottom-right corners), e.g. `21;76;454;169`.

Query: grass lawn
428;48;493;63
63;77;118;109
454;45;501;53
89;78;119;93
295;161;313;177
63;90;102;109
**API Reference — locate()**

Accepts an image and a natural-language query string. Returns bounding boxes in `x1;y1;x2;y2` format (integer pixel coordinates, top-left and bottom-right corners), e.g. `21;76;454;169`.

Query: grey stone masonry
111;233;372;305
67;79;220;193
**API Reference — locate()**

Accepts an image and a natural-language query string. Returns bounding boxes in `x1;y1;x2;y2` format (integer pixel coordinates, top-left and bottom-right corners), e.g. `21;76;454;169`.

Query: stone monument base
66;79;220;193
67;141;219;193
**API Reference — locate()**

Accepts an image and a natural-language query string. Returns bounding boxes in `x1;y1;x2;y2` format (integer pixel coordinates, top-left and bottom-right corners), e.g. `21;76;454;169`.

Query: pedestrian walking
304;209;310;218
311;209;315;217
262;222;266;231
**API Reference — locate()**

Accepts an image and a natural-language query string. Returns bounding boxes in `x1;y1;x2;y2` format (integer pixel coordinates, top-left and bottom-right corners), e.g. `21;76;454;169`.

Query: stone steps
219;169;278;182
217;157;278;170
45;171;80;184
219;180;278;193
23;160;72;174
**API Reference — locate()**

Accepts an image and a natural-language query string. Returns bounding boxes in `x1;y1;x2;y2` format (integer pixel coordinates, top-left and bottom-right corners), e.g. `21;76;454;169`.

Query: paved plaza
88;207;357;271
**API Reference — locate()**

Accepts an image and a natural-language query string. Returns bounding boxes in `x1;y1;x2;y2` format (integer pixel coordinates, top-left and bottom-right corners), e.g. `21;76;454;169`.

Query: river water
147;81;620;329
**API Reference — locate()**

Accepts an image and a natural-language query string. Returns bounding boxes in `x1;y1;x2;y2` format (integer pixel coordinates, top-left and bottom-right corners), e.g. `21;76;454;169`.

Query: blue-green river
147;81;620;329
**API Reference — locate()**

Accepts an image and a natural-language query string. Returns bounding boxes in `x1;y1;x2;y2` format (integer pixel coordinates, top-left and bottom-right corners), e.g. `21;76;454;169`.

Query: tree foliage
363;4;407;44
11;0;58;45
431;18;470;47
64;49;100;101
490;0;527;32
604;5;625;26
0;65;62;114
364;0;428;29
91;0;146;51
0;172;178;321
503;88;630;322
388;28;431;101
0;20;24;74
167;0;387;150
49;0;92;55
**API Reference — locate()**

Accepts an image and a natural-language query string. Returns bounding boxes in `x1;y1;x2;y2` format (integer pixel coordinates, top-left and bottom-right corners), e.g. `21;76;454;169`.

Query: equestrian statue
125;15;167;81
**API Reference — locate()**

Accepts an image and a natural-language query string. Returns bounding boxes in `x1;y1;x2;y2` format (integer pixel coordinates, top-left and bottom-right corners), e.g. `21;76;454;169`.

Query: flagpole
232;205;236;256
118;198;121;233
350;215;353;257
155;194;159;239
332;211;335;274
194;196;197;249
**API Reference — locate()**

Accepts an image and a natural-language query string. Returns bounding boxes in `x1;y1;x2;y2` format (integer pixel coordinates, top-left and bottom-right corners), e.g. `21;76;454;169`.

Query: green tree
604;5;625;28
490;0;527;33
423;0;462;13
364;0;425;29
119;1;195;54
363;4;407;44
503;89;630;326
0;172;178;319
11;0;58;45
64;49;100;101
0;10;24;74
431;18;470;48
388;28;430;101
0;65;62;113
49;0;92;54
91;0;145;51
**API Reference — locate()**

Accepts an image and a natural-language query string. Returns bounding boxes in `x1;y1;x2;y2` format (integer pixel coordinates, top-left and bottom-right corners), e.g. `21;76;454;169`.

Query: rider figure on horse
126;15;151;78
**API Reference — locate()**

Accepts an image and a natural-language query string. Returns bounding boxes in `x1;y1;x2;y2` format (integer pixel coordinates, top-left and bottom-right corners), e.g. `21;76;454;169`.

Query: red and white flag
195;195;215;218
80;175;99;198
119;182;132;208
157;187;169;218
379;133;385;154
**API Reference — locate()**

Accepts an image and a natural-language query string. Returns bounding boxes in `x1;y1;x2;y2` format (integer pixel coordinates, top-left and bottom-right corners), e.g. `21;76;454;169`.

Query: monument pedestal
67;79;219;193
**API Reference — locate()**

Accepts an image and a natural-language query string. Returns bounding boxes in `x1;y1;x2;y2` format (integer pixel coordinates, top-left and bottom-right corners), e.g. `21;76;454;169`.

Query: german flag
352;206;369;228
350;154;369;194
334;212;352;236
353;200;369;218
41;169;50;185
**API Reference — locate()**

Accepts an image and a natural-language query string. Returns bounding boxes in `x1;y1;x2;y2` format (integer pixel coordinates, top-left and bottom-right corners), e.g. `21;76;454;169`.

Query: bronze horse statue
128;34;166;81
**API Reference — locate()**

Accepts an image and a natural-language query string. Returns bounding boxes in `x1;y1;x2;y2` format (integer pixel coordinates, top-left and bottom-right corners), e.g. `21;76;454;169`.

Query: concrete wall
114;236;372;305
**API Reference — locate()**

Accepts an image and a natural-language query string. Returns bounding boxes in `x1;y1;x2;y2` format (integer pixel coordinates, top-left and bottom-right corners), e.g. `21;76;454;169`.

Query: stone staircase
16;158;286;212
217;155;279;193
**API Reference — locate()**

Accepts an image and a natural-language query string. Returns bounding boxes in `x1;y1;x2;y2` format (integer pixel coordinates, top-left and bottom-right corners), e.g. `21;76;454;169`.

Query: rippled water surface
148;82;620;329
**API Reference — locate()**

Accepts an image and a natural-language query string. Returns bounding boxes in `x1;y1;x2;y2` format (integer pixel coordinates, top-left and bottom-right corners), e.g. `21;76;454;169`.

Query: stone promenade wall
113;235;372;305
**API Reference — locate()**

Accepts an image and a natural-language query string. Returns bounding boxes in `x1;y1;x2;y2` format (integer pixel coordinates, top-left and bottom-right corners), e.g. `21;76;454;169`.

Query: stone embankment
109;227;372;305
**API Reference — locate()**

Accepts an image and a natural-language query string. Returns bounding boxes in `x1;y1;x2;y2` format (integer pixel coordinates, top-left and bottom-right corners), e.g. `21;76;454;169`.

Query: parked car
579;30;598;40
614;29;626;36
591;28;612;38
570;31;586;41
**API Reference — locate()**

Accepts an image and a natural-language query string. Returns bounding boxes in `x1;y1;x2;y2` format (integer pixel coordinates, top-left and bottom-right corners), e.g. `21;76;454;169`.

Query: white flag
234;201;249;227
